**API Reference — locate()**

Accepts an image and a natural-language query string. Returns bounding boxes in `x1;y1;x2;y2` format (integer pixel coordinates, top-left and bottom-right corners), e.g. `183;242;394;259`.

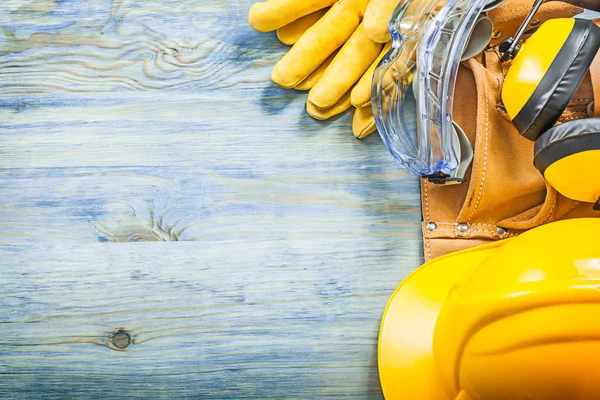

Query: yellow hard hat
378;218;600;400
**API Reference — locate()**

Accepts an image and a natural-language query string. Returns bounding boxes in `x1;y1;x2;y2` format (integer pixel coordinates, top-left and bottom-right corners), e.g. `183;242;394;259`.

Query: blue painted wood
580;10;600;18
3;1;594;397
0;1;422;398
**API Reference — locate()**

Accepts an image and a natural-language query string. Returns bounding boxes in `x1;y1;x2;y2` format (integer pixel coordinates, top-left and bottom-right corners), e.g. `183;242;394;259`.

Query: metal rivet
426;222;437;231
457;223;469;233
529;19;540;27
497;227;508;236
492;30;501;39
110;330;131;350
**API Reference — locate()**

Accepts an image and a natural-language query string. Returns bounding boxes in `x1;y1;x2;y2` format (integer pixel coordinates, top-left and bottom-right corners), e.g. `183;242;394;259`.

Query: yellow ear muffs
534;118;600;209
502;18;600;140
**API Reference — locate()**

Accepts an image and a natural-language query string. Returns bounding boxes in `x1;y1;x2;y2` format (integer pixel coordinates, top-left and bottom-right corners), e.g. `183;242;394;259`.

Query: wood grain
5;0;593;397
0;0;276;93
0;237;421;398
0;0;422;398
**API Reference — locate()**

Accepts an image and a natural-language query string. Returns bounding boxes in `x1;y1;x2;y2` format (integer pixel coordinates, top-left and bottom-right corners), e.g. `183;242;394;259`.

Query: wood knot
109;329;132;350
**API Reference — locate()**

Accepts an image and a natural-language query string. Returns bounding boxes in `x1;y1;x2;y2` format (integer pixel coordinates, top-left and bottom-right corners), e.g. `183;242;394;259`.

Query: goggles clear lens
372;0;491;181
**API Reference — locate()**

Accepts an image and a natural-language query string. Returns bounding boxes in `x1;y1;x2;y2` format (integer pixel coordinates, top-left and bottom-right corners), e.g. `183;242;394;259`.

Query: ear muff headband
510;19;600;140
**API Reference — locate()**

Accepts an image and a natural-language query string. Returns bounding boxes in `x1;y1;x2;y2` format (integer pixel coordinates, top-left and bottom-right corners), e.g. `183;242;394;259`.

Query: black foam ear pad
534;118;600;206
514;19;600;141
534;118;600;174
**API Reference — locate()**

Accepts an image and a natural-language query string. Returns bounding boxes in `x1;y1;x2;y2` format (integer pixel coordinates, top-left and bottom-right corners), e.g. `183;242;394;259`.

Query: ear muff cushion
534;118;600;173
514;20;600;141
534;118;600;203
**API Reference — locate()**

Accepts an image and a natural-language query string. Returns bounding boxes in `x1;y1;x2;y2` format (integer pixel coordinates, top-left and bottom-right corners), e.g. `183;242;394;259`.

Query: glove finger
369;40;416;103
308;23;383;109
271;0;371;88
277;8;329;45
306;91;352;120
352;106;377;139
351;40;391;108
363;0;400;42
249;0;336;32
294;50;338;91
364;0;442;42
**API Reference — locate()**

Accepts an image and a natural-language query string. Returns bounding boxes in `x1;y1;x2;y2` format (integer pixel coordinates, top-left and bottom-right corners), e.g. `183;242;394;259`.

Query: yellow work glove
248;0;336;32
363;0;402;43
350;39;415;138
304;21;381;118
276;8;330;45
349;41;391;138
248;0;408;138
249;0;387;121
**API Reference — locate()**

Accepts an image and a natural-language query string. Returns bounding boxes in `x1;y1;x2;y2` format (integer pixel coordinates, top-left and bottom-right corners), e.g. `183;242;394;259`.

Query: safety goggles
372;0;504;184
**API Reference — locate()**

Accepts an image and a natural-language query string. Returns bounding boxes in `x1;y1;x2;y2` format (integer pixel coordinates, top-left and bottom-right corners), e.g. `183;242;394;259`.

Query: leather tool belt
421;0;600;261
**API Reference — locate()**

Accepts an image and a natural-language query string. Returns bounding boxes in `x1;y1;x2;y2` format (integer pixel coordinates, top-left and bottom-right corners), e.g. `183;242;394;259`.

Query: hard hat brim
378;241;503;400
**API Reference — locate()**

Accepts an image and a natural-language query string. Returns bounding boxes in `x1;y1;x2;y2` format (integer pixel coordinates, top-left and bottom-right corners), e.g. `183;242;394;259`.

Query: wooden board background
0;0;423;398
2;1;597;398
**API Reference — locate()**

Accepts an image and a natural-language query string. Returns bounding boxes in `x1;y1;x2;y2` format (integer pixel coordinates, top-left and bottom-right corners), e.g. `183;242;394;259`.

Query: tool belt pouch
421;6;599;261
